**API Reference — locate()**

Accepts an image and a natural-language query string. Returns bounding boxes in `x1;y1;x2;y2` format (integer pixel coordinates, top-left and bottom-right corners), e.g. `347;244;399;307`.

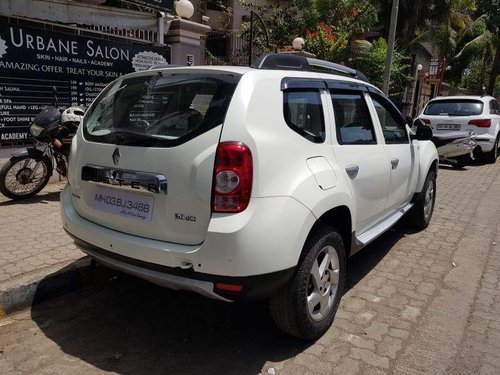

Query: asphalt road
0;161;499;374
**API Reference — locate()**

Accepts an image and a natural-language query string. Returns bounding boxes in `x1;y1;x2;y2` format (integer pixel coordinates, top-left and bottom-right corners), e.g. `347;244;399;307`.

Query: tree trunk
488;46;500;94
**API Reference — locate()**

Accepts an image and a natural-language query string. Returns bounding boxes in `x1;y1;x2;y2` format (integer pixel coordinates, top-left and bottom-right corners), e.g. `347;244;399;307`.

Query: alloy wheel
307;245;340;322
423;179;435;222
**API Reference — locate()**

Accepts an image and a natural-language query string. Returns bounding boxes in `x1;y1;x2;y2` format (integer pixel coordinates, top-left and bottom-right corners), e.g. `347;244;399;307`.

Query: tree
238;0;305;51
304;22;350;62
447;16;495;93
350;38;412;96
302;0;377;62
237;0;378;57
476;0;500;93
375;0;453;48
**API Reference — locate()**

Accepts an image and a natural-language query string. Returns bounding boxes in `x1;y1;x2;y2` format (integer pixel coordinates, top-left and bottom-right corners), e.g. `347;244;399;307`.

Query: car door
327;82;390;234
368;92;417;214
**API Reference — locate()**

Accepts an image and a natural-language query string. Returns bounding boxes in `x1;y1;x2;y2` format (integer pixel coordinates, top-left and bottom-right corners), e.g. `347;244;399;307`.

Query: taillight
468;119;491;128
212;141;253;213
420;118;431;125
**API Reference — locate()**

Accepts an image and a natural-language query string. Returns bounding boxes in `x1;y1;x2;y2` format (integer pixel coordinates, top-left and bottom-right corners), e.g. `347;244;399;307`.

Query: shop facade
0;0;210;144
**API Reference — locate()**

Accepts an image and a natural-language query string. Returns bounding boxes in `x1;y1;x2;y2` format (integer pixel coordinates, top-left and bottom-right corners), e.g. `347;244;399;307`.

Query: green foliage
461;57;492;94
350;38;412;96
238;0;305;50
302;0;378;34
237;0;377;54
304;23;350;62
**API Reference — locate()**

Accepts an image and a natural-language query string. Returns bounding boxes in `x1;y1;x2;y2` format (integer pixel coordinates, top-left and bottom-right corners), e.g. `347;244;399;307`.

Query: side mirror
415;123;433;141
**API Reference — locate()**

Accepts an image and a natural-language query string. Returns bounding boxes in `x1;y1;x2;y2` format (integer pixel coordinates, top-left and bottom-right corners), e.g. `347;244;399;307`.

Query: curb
0;257;93;317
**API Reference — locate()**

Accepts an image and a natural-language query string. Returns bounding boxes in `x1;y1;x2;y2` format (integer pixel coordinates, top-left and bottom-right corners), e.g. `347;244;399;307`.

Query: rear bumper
475;134;496;152
61;184;314;300
69;233;294;301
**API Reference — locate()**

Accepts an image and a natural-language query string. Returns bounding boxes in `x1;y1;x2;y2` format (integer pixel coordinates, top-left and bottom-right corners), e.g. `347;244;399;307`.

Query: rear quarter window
283;89;325;143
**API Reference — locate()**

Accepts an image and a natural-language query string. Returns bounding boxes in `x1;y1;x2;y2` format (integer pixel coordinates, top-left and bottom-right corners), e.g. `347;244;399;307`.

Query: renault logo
112;148;120;166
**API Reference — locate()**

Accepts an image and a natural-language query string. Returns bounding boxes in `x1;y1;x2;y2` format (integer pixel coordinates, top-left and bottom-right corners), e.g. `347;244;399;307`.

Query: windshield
83;71;240;147
423;99;483;116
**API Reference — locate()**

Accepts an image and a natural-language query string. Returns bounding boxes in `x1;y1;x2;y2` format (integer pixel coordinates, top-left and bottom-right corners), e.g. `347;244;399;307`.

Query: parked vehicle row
1;54;497;341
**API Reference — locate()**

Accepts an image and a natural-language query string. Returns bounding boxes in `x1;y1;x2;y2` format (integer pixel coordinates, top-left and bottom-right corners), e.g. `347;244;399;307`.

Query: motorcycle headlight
30;123;44;137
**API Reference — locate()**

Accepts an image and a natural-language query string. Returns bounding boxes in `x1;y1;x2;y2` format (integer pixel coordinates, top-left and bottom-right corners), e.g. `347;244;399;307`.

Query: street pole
382;0;399;95
408;64;422;118
248;11;254;67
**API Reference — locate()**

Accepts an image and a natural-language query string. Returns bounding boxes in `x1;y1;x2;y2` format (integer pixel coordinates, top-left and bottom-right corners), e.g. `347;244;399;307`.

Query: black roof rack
251;53;369;83
251;53;311;71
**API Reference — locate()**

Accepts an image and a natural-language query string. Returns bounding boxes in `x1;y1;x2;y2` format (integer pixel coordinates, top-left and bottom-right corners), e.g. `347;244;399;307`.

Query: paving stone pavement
0;173;86;315
0;161;498;374
0;181;79;282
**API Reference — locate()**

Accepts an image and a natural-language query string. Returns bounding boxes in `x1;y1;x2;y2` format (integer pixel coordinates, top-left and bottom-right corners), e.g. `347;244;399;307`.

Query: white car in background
418;95;500;163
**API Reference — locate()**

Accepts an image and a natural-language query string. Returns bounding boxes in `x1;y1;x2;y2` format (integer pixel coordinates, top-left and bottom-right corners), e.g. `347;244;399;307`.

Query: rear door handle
345;164;359;179
391;158;399;169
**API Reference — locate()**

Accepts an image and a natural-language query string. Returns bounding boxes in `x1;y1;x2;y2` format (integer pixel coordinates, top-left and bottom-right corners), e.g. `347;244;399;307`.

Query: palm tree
447;15;495;92
476;0;500;93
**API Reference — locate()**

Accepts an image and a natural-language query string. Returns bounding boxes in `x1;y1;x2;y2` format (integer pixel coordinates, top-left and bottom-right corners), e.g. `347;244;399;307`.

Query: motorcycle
0;92;84;200
413;119;477;169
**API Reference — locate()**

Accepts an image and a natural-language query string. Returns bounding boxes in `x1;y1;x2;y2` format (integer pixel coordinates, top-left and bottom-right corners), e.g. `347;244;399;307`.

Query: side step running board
356;203;413;247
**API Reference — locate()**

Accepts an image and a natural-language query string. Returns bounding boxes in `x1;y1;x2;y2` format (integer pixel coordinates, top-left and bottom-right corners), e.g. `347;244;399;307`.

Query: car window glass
490;100;499;114
83;73;240;147
423;100;483;116
283;89;325;143
330;92;376;145
371;96;408;144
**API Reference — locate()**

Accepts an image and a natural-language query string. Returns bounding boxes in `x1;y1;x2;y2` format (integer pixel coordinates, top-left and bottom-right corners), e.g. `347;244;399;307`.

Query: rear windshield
83;71;240;147
423;99;483;116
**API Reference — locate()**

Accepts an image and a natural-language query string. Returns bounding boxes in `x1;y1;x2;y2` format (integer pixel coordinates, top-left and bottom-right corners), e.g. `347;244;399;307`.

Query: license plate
437;123;460;130
93;186;154;222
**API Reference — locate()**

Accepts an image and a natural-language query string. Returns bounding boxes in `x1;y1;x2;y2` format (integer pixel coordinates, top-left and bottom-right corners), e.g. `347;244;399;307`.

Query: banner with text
0;24;170;144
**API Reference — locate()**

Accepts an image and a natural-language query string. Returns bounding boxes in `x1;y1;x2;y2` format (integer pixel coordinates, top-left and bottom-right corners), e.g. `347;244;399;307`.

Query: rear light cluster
419;118;431;125
468;119;491;128
212;141;253;213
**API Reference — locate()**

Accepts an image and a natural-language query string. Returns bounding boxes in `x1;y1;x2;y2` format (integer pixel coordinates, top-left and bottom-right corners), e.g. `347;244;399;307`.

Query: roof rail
251;53;369;83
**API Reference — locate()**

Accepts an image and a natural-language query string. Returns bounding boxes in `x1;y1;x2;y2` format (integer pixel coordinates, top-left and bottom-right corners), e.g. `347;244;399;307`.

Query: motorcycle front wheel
0;155;52;200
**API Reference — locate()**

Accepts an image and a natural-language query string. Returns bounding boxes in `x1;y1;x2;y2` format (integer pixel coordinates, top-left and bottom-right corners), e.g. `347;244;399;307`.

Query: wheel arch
304;205;353;259
416;141;438;193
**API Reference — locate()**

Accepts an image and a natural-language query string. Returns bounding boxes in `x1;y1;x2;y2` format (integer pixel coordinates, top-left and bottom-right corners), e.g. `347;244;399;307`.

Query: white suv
61;54;438;339
418;95;500;163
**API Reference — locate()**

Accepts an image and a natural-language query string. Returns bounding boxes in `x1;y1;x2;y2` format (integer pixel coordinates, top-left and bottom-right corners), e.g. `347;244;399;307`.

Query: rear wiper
107;130;163;145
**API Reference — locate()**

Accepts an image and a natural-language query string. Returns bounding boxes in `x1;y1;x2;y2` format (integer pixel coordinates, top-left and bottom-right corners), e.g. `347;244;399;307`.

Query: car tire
484;134;499;164
269;225;346;340
406;169;436;230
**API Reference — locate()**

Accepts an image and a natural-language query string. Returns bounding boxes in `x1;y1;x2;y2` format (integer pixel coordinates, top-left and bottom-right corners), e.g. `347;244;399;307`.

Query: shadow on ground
31;266;310;375
0;190;62;206
31;225;409;374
